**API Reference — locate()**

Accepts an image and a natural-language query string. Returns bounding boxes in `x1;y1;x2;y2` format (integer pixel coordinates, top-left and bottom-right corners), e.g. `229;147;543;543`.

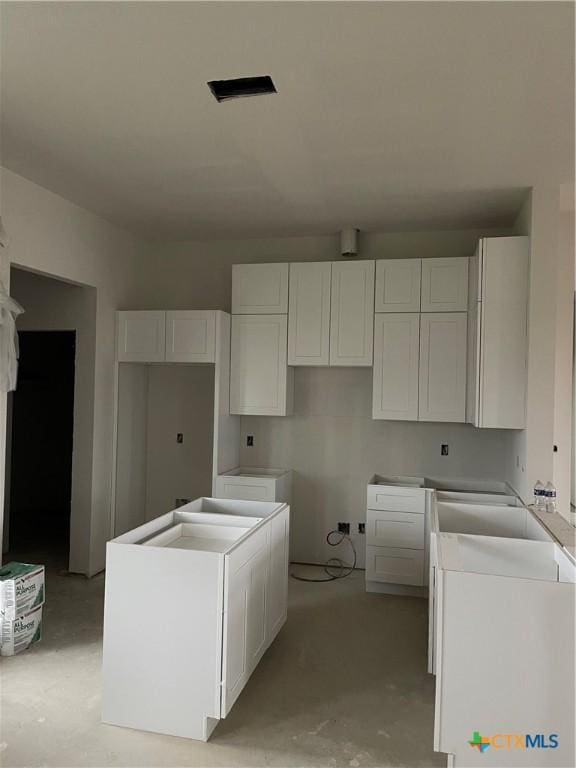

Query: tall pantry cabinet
467;236;529;429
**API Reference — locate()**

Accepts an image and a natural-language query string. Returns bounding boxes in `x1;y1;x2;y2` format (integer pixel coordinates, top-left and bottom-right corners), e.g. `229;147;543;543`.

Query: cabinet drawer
365;546;425;586
214;478;275;502
367;485;426;514
367;510;425;549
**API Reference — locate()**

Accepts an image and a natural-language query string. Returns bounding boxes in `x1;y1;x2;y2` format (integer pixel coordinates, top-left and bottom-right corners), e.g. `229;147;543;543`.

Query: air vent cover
208;76;277;102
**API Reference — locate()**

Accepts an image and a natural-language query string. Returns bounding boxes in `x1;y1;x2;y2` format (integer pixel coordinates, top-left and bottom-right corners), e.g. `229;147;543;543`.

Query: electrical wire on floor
291;530;357;582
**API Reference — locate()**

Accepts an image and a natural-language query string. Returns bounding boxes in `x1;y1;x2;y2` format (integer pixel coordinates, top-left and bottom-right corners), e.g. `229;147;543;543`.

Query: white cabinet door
266;507;289;643
329;260;375;366
419;313;467;423
165;310;216;363
288;261;331;366
366;509;425;549
375;258;421;312
230;315;293;416
372;313;419;421
232;263;289;314
117;311;166;362
421;257;468;312
365;545;425;586
221;527;270;717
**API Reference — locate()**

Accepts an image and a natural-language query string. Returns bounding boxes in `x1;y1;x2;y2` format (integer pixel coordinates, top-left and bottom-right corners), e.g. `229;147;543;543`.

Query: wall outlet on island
441;444;449;456
246;435;254;447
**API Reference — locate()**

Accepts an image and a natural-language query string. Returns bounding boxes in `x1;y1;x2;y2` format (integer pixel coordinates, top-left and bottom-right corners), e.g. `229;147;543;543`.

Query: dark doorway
8;331;75;561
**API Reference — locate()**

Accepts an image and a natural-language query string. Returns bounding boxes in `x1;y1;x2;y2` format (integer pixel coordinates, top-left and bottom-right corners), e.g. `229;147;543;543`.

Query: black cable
291;529;357;582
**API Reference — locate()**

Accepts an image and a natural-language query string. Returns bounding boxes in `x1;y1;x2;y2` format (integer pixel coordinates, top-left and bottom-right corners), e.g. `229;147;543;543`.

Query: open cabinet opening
114;362;215;536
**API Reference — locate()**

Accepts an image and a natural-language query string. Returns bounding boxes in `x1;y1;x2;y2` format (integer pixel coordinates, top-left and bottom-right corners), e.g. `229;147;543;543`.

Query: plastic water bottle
533;480;545;510
544;482;557;514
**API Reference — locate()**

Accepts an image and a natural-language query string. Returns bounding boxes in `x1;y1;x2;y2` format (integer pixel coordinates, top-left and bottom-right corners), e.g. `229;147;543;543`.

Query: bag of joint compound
0;604;43;656
0;561;45;620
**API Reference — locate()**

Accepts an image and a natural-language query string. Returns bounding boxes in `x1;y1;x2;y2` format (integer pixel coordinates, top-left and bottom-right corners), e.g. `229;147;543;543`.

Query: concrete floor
1;550;445;768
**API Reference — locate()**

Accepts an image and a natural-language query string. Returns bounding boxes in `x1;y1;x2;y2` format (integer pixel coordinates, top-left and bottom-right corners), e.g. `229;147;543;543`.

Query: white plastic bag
0;281;24;392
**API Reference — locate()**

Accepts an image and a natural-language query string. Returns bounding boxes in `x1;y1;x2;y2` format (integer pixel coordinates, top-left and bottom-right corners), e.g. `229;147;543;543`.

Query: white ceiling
1;2;573;240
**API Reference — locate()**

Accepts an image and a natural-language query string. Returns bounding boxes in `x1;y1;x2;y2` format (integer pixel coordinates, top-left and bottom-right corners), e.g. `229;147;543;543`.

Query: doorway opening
6;331;76;567
2;266;97;575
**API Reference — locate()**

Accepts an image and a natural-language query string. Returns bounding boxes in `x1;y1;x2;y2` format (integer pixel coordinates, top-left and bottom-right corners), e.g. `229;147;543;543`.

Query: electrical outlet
337;522;350;535
176;433;184;444
246;435;254;447
358;522;365;535
441;444;449;456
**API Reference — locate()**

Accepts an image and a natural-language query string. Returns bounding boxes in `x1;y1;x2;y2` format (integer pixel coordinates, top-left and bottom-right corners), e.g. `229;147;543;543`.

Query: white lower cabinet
230;314;293;416
365;545;425;586
102;498;290;741
366;509;425;549
432;530;575;768
213;467;292;503
365;476;429;594
419;312;467;423
428;500;554;676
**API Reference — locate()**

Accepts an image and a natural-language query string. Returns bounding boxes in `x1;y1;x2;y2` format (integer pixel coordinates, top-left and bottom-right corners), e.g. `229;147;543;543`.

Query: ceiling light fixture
341;227;359;257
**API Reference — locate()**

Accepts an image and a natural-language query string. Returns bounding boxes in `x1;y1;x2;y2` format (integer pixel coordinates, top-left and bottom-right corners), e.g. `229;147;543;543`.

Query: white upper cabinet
288;261;331;366
419;313;467;422
375;258;421;312
232;263;289;314
468;236;529;429
421;257;469;312
165;310;216;363
373;313;420;421
117;311;166;363
329;260;375;366
230;314;293;416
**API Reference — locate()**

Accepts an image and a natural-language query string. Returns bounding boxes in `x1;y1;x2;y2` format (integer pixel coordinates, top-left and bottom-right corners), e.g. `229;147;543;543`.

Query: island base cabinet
220;507;289;716
101;543;224;741
222;527;270;716
102;500;290;741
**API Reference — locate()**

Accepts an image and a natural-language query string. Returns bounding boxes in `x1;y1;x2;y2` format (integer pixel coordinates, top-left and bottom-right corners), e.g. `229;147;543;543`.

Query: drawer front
365;545;425;586
367;510;425;549
214;478;275;502
367;485;426;513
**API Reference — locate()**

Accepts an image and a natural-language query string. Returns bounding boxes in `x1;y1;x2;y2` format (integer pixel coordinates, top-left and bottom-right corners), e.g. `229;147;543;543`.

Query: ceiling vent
208;76;277;103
